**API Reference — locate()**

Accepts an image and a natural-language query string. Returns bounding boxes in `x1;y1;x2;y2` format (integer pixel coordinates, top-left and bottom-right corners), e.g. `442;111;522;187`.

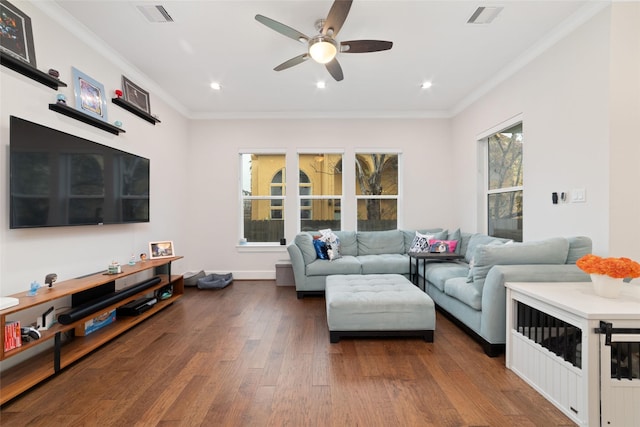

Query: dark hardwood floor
0;281;575;426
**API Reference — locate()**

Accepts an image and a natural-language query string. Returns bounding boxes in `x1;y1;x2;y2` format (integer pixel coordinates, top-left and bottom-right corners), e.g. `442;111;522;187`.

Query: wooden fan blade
322;0;353;37
340;40;393;53
325;59;344;81
255;14;309;43
274;54;309;71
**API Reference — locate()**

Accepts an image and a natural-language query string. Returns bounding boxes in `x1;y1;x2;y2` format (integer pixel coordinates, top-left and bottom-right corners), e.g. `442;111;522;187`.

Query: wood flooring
0;281;575;426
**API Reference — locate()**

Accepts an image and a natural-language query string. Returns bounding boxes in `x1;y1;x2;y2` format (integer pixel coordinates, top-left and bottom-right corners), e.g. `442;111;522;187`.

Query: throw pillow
312;239;329;260
327;241;342;261
409;231;433;253
318;228;342;261
428;239;458;253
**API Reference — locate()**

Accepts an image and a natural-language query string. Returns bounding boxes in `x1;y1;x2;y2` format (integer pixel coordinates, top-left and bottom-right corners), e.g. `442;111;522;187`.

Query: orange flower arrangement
576;254;640;279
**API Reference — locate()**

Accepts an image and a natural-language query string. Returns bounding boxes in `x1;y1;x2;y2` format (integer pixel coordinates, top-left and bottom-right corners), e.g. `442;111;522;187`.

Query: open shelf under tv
0;256;184;405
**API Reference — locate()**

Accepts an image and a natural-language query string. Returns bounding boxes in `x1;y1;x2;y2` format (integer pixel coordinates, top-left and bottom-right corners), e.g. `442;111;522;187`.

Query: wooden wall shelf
0;257;184;404
1;53;67;90
49;103;126;135
112;98;161;125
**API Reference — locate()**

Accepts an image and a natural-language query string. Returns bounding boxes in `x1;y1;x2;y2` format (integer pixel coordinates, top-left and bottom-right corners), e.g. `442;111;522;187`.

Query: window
487;123;523;241
299;153;343;232
355;153;399;231
241;153;285;243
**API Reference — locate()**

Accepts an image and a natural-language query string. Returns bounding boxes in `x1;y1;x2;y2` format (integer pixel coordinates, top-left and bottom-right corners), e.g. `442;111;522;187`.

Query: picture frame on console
122;75;151;113
0;0;37;67
149;241;175;259
72;67;108;122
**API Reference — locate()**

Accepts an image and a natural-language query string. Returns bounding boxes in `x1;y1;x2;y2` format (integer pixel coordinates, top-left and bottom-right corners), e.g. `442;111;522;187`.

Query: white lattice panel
510;331;584;424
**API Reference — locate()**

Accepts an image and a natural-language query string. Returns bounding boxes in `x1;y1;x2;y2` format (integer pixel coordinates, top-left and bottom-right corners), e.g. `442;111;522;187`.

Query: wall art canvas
72;67;108;122
0;0;37;67
122;75;151;114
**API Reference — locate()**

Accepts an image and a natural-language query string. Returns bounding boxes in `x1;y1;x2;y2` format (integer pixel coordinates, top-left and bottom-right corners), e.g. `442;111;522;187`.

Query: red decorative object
115;89;123;98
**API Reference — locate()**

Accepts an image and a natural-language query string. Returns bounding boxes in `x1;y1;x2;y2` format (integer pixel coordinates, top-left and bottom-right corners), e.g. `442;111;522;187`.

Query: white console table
505;282;640;426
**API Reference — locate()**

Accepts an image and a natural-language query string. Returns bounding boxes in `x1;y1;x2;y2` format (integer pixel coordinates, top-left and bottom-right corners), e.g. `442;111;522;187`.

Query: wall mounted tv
9;116;150;229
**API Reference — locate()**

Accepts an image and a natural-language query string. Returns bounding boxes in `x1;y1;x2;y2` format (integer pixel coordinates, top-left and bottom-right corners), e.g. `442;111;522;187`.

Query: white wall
0;2;189;296
183;118;454;277
450;6;614;255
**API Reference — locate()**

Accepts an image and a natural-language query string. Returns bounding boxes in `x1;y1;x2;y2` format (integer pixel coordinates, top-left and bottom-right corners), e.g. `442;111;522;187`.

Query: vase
590;274;624;298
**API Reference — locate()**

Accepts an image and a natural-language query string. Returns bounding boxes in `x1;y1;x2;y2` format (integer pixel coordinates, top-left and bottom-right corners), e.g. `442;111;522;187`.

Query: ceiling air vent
467;6;503;24
136;5;174;23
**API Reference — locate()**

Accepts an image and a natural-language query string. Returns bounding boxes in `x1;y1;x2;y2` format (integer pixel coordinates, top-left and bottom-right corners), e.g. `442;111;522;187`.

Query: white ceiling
49;0;606;119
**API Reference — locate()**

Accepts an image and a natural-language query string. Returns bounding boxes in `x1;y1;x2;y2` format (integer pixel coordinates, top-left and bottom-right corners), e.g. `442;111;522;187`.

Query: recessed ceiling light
316;81;326;89
421;81;432;89
210;82;221;90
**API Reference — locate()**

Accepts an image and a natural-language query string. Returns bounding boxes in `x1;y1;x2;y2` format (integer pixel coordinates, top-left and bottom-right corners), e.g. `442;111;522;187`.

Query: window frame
477;115;523;241
239;149;286;246
354;149;402;232
297;150;344;232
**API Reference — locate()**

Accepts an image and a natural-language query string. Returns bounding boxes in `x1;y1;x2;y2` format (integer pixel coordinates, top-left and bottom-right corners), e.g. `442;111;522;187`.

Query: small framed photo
122;76;151;114
0;0;37;67
149;241;175;259
72;67;108;122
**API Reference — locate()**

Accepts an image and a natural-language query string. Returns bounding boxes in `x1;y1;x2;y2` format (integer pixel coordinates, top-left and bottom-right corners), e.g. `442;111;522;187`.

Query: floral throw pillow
409;232;434;253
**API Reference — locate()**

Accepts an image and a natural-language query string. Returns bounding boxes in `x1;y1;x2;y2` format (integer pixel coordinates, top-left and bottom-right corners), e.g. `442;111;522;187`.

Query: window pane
355;154;398;196
300;198;341;231
242;154;285;196
243;199;284;242
488;124;523;190
488;191;522;241
298;154;343;196
357;199;397;231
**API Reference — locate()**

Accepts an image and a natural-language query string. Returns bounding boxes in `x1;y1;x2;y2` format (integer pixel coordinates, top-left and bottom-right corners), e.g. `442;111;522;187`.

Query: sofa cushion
306;256;362;276
357;230;405;255
425;263;469;292
359;254;410;275
457;232;474;258
334;231;358;256
465;234;500;263
471;237;570;305
444;277;482;310
565;236;592;264
295;233;318;265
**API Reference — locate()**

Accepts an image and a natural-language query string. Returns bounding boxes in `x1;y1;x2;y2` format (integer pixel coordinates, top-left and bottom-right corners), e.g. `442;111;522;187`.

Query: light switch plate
571;188;586;203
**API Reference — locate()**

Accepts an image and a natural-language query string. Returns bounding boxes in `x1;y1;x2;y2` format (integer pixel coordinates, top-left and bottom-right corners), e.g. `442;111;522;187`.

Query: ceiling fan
255;0;393;82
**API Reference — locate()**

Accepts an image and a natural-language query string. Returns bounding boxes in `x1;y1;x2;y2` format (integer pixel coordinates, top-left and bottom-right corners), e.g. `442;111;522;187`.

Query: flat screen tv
9;116;150;228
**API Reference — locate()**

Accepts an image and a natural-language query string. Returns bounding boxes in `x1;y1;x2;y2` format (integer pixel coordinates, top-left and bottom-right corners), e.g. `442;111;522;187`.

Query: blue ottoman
325;274;435;343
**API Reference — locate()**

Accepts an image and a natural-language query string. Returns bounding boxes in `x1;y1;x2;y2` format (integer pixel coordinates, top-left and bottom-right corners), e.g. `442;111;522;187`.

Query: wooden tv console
0;256;184;405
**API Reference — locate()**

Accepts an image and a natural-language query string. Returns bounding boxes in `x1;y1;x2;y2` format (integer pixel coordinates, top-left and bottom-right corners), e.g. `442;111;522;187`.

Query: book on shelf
4;320;22;352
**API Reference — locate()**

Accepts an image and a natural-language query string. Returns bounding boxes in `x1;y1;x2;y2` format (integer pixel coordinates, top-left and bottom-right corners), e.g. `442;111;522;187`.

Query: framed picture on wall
0;0;37;67
72;67;108;122
149;241;175;259
122;75;151;114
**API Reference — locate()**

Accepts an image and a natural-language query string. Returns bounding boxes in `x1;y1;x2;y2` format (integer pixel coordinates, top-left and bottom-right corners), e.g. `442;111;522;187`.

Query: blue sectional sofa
287;229;592;356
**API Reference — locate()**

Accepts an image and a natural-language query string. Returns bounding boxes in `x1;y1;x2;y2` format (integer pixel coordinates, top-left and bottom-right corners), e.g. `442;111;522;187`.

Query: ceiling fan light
309;36;337;64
